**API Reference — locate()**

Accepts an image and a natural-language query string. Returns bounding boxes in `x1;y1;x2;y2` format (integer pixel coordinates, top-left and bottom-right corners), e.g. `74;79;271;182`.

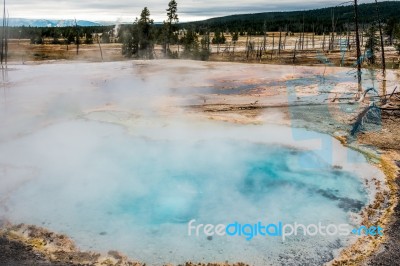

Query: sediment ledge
328;152;399;266
0;223;250;266
0;222;143;266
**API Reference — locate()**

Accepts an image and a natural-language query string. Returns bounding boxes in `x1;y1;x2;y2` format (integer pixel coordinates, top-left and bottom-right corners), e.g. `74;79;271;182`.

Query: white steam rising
0;61;384;265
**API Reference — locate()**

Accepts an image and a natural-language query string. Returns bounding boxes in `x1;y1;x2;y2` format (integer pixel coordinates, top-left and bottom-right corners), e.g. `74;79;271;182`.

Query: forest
183;1;400;34
5;1;400;45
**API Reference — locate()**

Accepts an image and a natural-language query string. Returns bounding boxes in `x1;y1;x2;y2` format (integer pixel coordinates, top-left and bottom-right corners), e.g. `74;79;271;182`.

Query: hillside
182;1;400;33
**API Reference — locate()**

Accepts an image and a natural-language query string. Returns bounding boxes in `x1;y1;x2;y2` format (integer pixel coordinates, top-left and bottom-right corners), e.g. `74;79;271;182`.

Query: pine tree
212;30;226;44
122;7;154;59
122;19;139;58
232;32;239;43
181;29;199;58
138;7;154;58
164;0;179;57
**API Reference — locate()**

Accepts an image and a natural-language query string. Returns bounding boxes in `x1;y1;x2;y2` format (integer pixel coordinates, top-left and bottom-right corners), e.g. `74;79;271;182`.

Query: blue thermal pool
0;119;379;265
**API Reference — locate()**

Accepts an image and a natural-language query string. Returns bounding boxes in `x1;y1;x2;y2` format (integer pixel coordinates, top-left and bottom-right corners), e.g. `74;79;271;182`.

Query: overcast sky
9;0;379;22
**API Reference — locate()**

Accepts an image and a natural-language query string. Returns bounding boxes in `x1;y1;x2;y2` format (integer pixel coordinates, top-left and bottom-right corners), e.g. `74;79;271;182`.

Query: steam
0;60;384;265
113;18;122;39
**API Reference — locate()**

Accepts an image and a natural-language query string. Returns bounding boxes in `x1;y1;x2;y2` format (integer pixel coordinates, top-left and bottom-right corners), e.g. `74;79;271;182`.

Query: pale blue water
0;120;370;265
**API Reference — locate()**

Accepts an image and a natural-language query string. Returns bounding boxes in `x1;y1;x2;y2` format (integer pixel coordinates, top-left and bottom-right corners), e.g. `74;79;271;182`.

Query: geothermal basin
0;60;386;265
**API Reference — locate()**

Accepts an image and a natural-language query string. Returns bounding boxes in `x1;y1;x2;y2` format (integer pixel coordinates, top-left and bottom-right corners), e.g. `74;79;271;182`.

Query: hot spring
0;61;384;265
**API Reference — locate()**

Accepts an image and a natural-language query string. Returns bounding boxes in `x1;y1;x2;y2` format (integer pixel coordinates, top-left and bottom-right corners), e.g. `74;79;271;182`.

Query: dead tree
351;87;400;136
283;25;288;50
293;39;298;63
257;40;262;61
346;23;351;51
0;0;6;66
75;19;80;55
0;0;8;81
312;24;315;49
330;8;337;51
249;33;253;58
263;21;267;53
245;33;250;60
361;23;365;47
375;0;386;75
354;0;362;92
232;41;236;60
97;37;103;61
271;32;275;59
351;104;381;136
306;33;309;49
224;42;231;57
329;9;333;50
278;28;282;56
302;15;305;50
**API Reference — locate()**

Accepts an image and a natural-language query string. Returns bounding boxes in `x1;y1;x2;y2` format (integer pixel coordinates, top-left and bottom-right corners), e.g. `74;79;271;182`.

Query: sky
8;0;379;23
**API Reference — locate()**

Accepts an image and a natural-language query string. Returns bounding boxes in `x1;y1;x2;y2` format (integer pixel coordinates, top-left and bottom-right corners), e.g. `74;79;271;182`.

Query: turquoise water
0;120;370;265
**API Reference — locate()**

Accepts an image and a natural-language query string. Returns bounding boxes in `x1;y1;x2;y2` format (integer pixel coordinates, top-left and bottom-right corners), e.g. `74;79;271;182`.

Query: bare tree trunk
225;42;231;57
0;0;5;65
249;33;253;58
278;28;282;56
271;33;275;59
163;25;167;57
207;30;210;51
312;24;315;49
330;8;335;51
375;0;386;75
0;0;8;78
97;38;103;62
246;33;249;60
361;23;365;47
306;33;309;50
354;0;362;91
302;15;305;50
283;25;288;50
263;21;267;53
75;20;80;55
232;41;235;60
347;23;350;51
0;0;8;82
5;10;7;69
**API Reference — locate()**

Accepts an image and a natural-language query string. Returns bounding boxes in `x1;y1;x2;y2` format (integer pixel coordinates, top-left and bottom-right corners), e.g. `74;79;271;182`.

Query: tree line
8;25;114;45
183;1;400;34
5;0;400;62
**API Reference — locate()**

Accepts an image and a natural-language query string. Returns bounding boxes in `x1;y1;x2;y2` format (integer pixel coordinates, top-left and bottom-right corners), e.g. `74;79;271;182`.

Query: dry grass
8;33;400;68
8;40;125;62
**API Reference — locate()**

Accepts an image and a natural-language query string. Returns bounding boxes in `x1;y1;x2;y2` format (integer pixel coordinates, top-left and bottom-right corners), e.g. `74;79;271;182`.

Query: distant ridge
8;18;101;27
182;1;400;32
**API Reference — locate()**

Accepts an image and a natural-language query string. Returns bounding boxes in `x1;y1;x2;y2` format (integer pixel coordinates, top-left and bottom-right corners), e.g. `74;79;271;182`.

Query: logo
188;220;383;241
